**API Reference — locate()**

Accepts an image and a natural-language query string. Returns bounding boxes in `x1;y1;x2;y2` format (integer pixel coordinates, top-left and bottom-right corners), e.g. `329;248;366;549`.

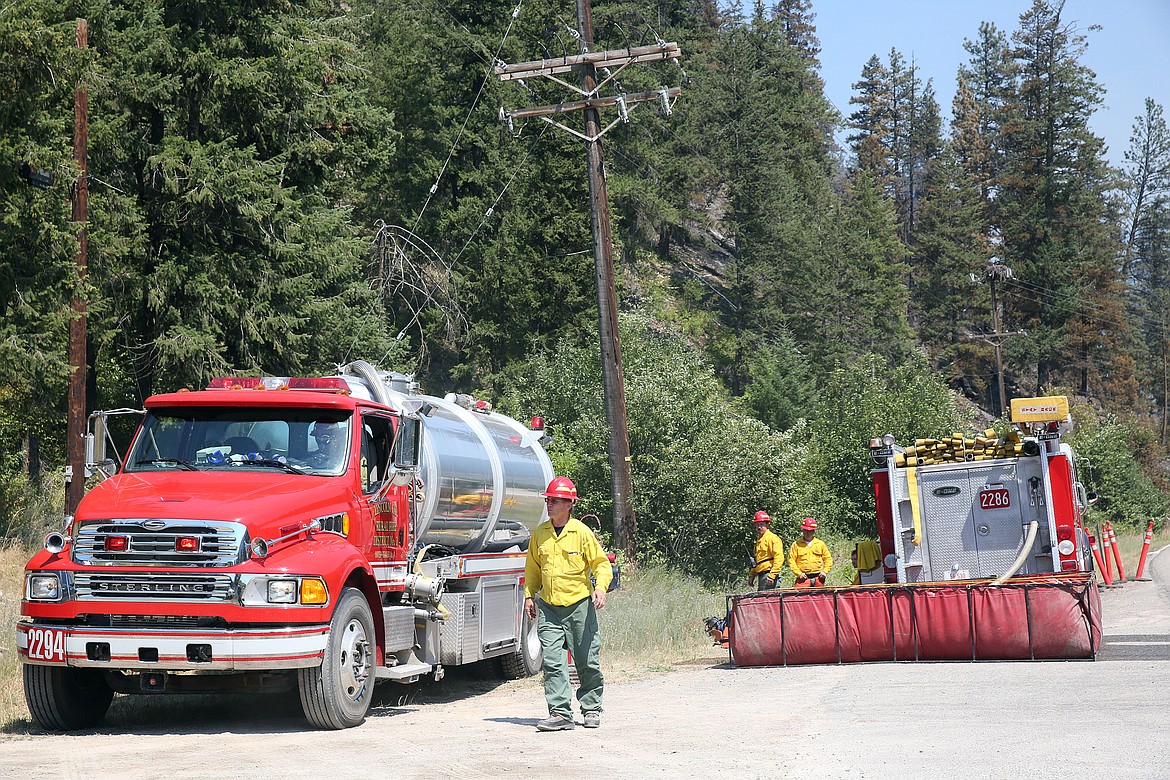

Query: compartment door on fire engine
920;463;1025;579
968;463;1029;576
360;414;400;562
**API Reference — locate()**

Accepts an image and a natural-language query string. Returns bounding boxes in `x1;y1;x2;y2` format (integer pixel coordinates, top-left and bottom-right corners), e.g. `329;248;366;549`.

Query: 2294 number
25;627;67;663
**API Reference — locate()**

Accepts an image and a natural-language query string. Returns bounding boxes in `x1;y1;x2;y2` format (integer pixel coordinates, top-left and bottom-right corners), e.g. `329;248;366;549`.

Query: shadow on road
1098;633;1170;661
2;659;520;737
486;716;542;728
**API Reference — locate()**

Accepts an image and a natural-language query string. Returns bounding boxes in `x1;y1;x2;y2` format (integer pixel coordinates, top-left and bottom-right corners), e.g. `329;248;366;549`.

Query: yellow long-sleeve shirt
750;529;784;579
524;517;612;606
789;537;833;577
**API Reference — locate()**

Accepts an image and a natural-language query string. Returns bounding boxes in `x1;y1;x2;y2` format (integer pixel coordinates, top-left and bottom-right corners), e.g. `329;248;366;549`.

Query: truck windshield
125;407;352;477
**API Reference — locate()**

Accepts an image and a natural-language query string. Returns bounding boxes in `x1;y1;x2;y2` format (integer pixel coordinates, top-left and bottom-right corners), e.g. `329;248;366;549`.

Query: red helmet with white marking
542;476;579;502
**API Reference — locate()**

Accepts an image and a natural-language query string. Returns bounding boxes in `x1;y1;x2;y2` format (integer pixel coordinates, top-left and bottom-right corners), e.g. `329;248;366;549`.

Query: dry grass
601;564;729;674
1;542;31;730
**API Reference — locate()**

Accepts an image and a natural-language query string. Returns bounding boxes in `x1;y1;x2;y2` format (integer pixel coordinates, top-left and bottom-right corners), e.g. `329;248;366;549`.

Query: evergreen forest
2;0;1168;580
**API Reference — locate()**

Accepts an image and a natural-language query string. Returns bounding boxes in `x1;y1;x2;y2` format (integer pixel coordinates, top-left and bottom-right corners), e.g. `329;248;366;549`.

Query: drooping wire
451;122;551;266
411;0;527;235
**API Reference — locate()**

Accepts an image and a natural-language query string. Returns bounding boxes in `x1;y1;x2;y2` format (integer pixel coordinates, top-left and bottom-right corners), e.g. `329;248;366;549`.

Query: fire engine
870;395;1092;583
17;361;558;730
727;396;1102;666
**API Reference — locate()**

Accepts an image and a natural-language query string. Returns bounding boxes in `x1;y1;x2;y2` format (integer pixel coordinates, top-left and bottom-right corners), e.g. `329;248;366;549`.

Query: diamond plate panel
970;462;1026;575
382;605;415;652
480;581;520;654
438;592;480;665
918;465;979;580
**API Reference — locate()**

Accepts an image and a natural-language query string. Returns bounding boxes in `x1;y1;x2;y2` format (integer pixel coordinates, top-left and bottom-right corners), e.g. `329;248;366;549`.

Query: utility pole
65;18;89;515
980;258;1021;418
496;8;681;560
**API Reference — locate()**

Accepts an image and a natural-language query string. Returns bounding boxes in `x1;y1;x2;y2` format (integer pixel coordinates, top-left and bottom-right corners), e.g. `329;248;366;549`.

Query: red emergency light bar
207;377;265;390
287;377;350;392
206;377;350;394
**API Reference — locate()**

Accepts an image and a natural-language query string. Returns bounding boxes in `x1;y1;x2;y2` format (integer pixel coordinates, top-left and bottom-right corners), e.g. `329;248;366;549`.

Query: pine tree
771;0;820;70
848;55;894;188
812;170;913;368
848;49;942;244
89;0;401;394
1121;99;1170;282
0;3;79;488
1123;102;1170;440
994;0;1133;402
908;141;994;402
676;9;835;393
957;21;1015;203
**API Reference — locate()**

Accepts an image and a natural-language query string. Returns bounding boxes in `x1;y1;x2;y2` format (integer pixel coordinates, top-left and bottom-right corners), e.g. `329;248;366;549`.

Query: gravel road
3;548;1168;780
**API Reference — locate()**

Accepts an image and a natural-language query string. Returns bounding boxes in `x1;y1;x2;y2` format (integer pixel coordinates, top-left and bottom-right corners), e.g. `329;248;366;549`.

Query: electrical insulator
658;87;672;116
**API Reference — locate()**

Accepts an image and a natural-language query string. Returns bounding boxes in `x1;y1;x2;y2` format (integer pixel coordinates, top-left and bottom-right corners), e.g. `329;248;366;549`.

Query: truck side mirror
86;414;118;478
393;415;422;470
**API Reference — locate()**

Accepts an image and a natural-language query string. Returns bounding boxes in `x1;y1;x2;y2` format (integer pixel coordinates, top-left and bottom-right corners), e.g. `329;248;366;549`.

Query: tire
498;608;542;679
299;588;376;729
24;664;114;731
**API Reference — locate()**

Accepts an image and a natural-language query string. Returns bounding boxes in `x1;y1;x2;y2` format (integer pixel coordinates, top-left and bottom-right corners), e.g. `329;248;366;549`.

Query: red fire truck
17;361;557;729
727;396;1102;665
870;395;1092;584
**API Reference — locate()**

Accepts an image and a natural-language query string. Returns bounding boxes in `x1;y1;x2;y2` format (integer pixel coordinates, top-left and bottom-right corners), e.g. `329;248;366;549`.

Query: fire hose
991;520;1039;585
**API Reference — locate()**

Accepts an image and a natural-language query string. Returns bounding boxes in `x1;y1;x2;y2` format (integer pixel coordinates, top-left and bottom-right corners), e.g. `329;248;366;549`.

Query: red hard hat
542;476;578;501
752;511;772;524
801;517;817;531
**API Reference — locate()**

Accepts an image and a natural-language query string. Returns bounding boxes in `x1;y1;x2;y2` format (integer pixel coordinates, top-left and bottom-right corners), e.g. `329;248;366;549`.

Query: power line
451;123;552;265
411;0;527;234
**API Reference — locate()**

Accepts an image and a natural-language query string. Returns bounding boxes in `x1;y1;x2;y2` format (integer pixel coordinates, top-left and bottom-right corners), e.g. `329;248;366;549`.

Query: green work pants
537;596;604;718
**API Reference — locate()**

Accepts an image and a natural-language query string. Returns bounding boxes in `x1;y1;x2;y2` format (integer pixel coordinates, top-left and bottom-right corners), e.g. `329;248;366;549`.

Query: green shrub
1069;405;1170;531
793;352;971;538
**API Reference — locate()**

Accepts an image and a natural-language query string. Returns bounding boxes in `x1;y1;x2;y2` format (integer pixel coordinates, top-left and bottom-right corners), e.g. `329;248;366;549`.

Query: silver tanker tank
340;362;553;553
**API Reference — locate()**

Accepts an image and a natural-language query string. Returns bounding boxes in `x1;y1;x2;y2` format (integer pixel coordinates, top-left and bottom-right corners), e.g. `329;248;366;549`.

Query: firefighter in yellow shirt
747;511;784;590
524;477;612;732
789;517;832;587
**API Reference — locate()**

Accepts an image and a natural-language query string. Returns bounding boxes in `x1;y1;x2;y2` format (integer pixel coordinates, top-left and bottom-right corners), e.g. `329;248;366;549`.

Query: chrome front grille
74;573;236;601
73;520;246;567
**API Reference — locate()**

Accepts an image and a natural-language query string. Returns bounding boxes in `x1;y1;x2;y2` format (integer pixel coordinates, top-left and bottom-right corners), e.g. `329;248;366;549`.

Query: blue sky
812;0;1170;170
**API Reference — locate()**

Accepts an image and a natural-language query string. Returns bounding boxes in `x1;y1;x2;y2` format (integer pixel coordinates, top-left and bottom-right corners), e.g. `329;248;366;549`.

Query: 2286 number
25;627;67;663
979;487;1011;510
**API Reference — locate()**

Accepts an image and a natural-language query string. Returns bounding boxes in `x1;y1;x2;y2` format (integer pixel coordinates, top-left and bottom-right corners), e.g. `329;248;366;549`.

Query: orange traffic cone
1107;521;1127;583
1134;520;1155;581
1088;533;1112;586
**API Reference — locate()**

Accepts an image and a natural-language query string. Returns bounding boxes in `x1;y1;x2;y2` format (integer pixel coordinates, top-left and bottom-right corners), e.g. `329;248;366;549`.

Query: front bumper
17;619;328;671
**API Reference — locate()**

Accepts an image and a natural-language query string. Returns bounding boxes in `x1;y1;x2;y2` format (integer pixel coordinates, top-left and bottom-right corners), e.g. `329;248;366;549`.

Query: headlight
239;575;329;606
267;579;298;604
28;573;60;601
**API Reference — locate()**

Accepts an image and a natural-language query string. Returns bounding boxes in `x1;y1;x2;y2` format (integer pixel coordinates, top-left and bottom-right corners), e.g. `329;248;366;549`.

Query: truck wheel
299;587;376;729
498;609;542;679
24;665;113;731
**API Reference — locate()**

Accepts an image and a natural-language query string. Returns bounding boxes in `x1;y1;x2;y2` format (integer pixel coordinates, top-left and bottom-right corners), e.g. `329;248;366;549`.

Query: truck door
359;414;402;563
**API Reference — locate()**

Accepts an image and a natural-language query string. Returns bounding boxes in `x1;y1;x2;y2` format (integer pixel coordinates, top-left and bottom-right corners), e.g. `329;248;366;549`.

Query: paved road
2;549;1168;780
